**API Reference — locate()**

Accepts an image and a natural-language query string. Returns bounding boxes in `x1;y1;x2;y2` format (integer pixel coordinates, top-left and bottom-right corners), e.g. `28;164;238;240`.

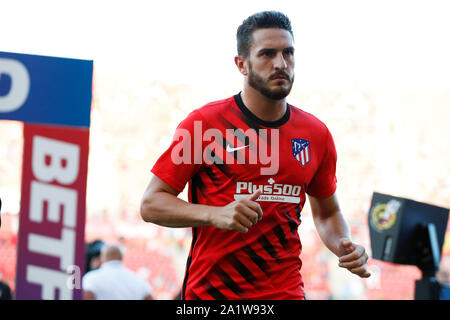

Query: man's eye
261;51;274;57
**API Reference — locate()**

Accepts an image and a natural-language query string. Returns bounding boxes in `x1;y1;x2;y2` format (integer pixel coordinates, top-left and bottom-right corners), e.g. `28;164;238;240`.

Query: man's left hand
338;238;371;278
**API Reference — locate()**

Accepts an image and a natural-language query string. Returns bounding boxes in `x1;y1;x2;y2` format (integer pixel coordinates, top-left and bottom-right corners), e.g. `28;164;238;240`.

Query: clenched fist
210;189;263;233
338;238;371;278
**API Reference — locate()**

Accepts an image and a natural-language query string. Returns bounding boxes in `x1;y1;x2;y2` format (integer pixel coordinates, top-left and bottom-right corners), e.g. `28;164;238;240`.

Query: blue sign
0;51;93;128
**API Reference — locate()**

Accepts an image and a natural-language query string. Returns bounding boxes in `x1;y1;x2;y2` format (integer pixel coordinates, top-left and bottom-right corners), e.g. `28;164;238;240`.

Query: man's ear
234;55;248;76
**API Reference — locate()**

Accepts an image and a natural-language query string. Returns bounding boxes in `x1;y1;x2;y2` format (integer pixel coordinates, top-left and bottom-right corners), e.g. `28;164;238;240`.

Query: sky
2;0;450;89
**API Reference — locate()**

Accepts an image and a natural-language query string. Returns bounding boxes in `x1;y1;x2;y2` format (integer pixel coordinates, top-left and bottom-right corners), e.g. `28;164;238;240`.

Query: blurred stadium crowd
1;67;449;299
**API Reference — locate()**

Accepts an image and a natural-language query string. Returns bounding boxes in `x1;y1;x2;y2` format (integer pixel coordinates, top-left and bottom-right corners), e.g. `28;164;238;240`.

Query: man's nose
273;53;287;70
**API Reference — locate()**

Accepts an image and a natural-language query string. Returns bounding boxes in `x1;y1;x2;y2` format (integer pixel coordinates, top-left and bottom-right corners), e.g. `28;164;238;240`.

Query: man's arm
308;192;371;278
140;175;263;234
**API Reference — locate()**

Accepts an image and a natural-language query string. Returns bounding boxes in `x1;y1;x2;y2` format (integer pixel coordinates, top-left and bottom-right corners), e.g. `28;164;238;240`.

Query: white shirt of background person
82;243;153;300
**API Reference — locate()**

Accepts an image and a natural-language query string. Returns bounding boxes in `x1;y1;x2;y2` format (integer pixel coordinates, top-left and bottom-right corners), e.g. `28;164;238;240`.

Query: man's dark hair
237;11;293;58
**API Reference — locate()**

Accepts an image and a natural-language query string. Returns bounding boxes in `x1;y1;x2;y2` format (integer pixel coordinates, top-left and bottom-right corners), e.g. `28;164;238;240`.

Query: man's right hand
210;189;263;233
141;175;262;230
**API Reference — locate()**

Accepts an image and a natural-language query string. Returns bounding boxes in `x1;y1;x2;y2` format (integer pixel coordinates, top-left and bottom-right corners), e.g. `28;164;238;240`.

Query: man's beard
247;63;294;101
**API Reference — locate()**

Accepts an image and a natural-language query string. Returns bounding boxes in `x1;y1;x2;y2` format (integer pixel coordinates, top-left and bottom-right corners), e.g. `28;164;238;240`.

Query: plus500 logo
236;181;301;197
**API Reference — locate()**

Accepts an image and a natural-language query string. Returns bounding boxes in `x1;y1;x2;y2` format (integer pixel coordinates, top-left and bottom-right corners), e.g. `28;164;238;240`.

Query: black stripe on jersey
202;121;240;162
212;264;243;296
181;227;198;300
217;116;237;130
189;290;201;300
205;148;232;178
273;225;288;250
203;279;228;300
218;117;256;146
234;128;254;148
190;174;203;204
204;166;221;186
295;205;302;223
231;108;262;136
200;115;244;162
219;117;260;161
191;173;205;194
244;245;270;277
182;176;204;299
284;212;299;235
229;255;257;286
258;234;279;259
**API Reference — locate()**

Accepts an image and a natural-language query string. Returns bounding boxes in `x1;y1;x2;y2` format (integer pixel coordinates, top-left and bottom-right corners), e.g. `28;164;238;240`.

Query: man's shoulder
188;95;235;119
82;268;102;281
201;95;235;109
289;104;330;133
82;268;105;289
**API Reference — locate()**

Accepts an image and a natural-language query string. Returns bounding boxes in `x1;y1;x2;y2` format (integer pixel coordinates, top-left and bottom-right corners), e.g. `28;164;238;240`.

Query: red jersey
151;93;337;300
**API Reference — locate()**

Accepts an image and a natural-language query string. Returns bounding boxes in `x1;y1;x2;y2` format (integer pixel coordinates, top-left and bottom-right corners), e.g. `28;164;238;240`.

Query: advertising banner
15;124;90;299
1;51;92;299
0;51;92;128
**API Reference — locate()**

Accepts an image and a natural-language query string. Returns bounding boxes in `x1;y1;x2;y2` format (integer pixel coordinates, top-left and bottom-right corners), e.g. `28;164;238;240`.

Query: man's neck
241;85;287;122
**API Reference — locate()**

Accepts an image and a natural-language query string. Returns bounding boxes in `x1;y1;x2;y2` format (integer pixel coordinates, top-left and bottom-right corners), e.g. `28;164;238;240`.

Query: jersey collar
234;92;290;128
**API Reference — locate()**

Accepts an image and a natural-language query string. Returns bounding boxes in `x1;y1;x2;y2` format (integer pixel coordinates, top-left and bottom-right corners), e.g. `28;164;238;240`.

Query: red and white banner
15;124;89;300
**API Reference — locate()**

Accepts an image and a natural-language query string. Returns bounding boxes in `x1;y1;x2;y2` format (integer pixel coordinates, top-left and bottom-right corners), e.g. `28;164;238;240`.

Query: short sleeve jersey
151;93;337;300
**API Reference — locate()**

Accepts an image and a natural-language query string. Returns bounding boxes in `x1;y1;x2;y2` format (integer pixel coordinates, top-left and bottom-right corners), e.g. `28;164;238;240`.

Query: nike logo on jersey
226;144;249;153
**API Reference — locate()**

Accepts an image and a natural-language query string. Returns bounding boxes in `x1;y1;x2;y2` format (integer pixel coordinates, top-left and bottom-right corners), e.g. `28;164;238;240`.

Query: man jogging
141;11;370;300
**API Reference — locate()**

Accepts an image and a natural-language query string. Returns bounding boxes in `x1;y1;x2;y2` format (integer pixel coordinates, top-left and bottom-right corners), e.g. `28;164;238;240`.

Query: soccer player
140;11;370;300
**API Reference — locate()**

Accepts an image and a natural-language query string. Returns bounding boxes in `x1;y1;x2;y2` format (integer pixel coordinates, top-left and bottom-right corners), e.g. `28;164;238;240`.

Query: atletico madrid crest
292;139;311;166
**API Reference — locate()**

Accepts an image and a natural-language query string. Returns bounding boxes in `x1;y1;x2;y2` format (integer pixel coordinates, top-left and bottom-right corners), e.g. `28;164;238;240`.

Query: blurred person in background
82;243;153;300
436;269;449;284
436;269;450;300
0;281;12;300
141;11;370;300
0;200;10;300
0;199;12;300
0;272;12;300
85;239;106;274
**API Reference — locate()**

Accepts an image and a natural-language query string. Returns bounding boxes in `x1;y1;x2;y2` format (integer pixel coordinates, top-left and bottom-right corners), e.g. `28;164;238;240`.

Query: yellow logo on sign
371;203;397;230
